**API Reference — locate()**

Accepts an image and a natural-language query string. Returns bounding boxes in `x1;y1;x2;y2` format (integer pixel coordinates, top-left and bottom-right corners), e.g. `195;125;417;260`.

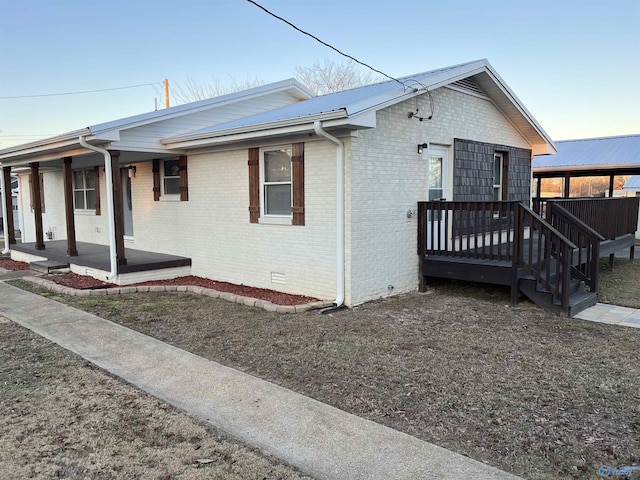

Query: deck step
566;290;598;317
30;260;70;274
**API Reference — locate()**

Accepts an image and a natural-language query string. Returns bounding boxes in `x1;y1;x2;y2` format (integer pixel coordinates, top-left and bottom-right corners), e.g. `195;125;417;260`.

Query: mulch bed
2;258;318;306
46;272;318;306
0;258;31;271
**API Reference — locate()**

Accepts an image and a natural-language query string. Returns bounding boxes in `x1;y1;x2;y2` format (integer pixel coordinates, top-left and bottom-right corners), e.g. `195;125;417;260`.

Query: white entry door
425;147;449;249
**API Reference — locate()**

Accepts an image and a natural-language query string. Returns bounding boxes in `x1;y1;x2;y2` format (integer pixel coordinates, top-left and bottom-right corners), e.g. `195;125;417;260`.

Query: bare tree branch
295;59;381;95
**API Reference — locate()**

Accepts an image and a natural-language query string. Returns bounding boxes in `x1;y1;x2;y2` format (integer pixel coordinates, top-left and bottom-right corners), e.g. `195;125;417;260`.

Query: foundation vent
271;272;286;285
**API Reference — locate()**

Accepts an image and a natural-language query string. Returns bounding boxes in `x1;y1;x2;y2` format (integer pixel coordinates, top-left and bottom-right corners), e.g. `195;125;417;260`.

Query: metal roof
165;59;556;155
624;175;640;189
1;59;556;162
533;134;640;171
167;62;476;139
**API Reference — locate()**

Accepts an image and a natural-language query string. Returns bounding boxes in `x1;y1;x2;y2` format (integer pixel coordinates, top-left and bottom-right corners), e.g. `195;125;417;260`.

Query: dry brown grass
10;278;640;480
598;255;640;308
0;316;312;480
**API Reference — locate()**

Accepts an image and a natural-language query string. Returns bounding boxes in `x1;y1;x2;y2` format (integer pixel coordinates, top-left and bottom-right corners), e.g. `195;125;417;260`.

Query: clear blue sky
1;0;638;148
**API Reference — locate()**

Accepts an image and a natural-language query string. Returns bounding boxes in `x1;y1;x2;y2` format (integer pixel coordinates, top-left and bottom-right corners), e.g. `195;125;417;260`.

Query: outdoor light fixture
417;143;429;154
128;165;137;178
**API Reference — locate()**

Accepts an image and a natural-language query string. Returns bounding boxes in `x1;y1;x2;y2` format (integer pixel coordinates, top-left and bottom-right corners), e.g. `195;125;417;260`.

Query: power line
0;82;161;99
246;0;416;92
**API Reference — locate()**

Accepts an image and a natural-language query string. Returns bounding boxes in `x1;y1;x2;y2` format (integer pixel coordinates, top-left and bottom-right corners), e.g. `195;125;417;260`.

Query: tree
295;59;381;96
165;59;380;106
160;75;265;105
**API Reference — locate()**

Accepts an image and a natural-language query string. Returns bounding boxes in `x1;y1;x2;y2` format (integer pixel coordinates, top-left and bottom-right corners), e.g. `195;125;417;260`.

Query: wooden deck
418;197;639;316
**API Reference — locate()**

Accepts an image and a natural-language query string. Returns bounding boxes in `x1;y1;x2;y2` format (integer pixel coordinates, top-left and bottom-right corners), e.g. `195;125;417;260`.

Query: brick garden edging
21;276;333;314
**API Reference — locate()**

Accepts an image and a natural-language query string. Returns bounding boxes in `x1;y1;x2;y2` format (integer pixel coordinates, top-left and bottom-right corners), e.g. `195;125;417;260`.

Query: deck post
2;167;16;245
109;151;127;266
62;157;78;256
510;204;523;306
30;162;45;250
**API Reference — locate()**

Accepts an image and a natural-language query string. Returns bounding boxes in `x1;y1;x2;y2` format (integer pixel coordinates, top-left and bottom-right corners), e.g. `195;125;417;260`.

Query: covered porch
11;240;191;285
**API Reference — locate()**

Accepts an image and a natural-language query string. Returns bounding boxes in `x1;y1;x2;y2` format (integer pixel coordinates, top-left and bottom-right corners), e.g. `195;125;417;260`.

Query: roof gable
165;59;555;154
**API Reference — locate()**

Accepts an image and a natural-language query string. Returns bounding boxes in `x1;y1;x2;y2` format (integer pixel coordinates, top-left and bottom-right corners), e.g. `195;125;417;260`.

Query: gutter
313;121;345;307
78;137;118;280
0;167;10;254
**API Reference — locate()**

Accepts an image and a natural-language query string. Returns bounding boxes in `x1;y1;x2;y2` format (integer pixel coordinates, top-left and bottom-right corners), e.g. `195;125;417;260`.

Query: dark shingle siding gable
453;139;531;202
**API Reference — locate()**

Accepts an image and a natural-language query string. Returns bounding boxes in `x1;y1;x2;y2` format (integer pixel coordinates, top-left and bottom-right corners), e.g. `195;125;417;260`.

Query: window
248;143;304;225
493;153;503;201
153;157;188;201
162;159;181;196
73;169;96;210
261;147;292;216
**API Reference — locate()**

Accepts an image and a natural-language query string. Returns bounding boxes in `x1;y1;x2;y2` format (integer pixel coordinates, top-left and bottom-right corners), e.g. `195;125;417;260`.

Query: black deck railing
533;196;639;240
418;201;589;309
547;203;603;292
417;201;521;261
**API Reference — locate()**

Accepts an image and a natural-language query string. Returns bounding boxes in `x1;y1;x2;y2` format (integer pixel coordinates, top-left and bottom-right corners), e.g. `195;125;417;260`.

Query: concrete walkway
0;281;520;480
575;303;640;328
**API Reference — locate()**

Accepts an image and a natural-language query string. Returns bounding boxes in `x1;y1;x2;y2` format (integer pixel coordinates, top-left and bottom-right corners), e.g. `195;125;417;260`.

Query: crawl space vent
271;272;286;285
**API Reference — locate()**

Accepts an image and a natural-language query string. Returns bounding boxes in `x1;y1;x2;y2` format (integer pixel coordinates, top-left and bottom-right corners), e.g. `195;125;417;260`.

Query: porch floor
11;241;191;274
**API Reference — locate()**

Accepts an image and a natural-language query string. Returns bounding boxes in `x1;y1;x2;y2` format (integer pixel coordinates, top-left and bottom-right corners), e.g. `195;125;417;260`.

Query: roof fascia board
1;146;98;166
531;144;556;156
481;66;557;153
107;143;184;155
162;110;347;145
163;123;320;149
534;163;640;173
0;128;91;159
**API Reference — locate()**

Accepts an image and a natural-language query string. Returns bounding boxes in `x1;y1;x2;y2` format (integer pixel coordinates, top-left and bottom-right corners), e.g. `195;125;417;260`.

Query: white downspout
0;167;10;254
78;137;118;280
313;121;345;307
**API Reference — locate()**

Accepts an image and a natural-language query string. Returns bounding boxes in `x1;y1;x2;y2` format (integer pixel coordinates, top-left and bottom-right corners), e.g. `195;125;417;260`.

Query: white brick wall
346;87;531;305
127;140;338;301
14;86;535;306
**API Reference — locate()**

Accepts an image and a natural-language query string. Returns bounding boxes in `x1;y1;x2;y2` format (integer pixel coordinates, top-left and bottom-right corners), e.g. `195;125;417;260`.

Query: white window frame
493;153;503;202
161;159;181;199
73;168;96;211
259;145;292;219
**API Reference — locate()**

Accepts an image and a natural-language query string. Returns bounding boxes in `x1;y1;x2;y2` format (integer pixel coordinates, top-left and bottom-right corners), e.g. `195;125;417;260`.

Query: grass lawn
10;278;640;480
0;316;312;479
598;253;640;308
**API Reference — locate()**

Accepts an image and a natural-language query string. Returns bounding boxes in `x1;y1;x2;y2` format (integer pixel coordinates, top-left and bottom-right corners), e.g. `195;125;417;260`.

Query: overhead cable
0;82;160;99
246;0;418;92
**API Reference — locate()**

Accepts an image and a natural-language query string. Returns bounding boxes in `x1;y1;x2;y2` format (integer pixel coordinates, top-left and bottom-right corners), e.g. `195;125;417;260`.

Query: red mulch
47;273;318;306
0;258;31;271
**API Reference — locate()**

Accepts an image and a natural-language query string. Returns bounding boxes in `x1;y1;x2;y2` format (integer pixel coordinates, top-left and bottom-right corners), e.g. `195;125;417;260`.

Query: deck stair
418;197;639;317
30;260;70;274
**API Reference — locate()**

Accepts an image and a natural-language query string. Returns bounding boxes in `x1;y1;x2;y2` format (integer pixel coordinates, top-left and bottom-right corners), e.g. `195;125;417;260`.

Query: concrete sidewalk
0;281;520;480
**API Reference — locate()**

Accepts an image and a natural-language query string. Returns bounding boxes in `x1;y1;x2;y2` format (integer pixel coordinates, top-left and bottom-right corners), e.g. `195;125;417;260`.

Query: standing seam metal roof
533;134;640;169
171;61;480;138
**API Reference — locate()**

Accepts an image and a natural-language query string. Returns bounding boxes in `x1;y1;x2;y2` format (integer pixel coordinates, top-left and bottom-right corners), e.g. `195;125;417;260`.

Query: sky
0;0;638;149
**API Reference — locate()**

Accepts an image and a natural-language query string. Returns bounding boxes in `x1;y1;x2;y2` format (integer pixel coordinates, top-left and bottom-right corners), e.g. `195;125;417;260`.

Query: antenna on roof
164;79;170;108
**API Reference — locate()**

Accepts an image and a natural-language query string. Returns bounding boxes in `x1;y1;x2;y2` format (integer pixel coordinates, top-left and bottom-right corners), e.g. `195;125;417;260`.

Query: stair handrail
517;203;578;308
548;202;604;292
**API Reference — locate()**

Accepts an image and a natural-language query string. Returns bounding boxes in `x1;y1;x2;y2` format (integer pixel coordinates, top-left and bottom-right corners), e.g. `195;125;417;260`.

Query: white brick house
0;59;555;306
